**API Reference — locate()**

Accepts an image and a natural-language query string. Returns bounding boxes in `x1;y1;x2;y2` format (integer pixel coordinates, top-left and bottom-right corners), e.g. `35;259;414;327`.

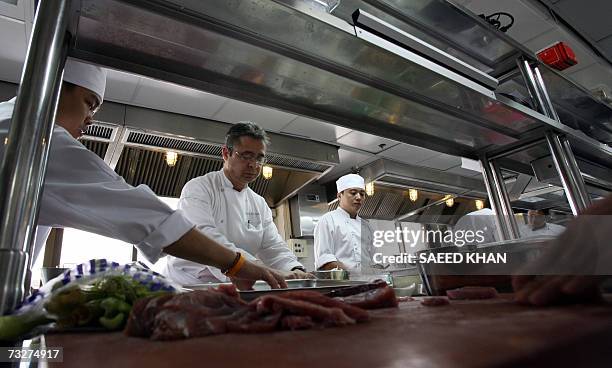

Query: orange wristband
224;252;246;277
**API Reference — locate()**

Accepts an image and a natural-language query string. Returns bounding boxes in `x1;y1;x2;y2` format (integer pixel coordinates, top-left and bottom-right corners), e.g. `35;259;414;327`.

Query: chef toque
336;173;365;193
63;58;107;103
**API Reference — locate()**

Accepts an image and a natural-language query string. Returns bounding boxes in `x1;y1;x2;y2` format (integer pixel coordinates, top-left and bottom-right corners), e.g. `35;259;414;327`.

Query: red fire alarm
537;42;577;71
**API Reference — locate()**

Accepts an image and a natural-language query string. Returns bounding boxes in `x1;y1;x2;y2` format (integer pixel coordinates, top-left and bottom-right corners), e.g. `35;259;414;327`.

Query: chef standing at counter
0;59;286;290
164;122;310;286
314;174;374;272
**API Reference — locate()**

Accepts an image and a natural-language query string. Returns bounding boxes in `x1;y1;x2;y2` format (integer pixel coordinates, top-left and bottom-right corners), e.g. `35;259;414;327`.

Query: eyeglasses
232;150;267;165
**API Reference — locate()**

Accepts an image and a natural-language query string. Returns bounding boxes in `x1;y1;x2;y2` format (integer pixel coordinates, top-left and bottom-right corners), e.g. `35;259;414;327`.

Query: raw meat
125;285;371;340
421;297;450;307
337;285;399;310
324;280;388;298
446;286;499;300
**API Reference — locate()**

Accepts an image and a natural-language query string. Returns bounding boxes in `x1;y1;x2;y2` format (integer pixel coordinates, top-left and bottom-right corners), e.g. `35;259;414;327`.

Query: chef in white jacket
314;174;374;272
164;122;309;285
0;59;286;289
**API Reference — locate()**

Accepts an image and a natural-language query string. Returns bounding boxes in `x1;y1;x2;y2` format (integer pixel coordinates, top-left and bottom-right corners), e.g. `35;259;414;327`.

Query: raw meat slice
446;286;498;300
397;296;414;303
276;291;369;322
338;286;399;310
324;280;388;298
124;293;173;337
421;297;450;306
254;295;356;326
281;315;315;330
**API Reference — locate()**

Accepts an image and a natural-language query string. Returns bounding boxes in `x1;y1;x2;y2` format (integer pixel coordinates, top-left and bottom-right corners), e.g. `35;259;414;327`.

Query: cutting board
47;295;612;368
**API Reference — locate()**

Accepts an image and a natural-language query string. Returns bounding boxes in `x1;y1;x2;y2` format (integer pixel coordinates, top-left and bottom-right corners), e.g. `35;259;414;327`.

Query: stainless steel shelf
68;0;612;173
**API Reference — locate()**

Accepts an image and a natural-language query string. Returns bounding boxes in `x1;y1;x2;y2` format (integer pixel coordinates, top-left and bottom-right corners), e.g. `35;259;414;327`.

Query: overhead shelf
69;0;612;175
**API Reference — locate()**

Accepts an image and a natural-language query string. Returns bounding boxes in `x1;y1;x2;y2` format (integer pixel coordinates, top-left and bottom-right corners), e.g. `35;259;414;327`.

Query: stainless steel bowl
313;269;350;280
40;267;69;284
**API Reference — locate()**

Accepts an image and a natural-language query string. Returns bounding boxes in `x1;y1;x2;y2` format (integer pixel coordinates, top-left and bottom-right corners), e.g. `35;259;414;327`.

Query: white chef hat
336;173;365;193
63;58;107;102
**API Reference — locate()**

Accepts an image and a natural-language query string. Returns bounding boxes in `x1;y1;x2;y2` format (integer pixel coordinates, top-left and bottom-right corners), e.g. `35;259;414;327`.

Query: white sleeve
255;203;303;271
38;128;194;263
178;180;257;262
314;214;337;269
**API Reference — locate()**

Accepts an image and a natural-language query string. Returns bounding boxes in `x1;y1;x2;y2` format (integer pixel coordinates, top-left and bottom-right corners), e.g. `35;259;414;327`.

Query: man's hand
283;269;315;280
231;260;288;290
319;261;346;271
513;275;603;306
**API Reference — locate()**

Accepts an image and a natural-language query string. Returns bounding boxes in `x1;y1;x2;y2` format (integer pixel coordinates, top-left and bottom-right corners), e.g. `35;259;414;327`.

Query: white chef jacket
314;207;374;272
0;97;194;264
164;170;303;284
517;221;565;239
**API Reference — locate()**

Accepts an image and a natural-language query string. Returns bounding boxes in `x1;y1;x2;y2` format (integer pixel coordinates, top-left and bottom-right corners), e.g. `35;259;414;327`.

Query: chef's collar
338;206;360;221
220;169;247;192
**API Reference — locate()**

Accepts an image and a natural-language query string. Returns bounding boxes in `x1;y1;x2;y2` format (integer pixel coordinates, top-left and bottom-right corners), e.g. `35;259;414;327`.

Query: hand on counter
283;269;315;280
230;261;288;290
512;196;612;306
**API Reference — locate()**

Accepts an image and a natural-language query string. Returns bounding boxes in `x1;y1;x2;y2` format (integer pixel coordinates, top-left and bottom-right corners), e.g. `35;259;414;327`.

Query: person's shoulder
183;172;217;194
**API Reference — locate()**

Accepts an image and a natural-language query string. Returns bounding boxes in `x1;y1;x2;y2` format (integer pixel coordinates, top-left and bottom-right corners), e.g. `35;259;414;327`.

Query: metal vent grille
81;140;109;159
127;132;222;156
114;147;272;198
375;192;404;220
83;124;114;140
266;153;330;172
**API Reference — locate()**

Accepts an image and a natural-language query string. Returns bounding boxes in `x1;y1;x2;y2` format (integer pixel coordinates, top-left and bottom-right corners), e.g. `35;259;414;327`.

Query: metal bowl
313;269;350;280
40;267;69;284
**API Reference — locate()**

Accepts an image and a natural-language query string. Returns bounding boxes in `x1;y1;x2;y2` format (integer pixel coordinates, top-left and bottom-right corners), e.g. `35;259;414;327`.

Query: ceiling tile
464;0;555;44
336;131;399;153
445;165;483;177
417;154;462;170
104;69;140;103
377;143;440;164
213;99;297;132
131;77;228;119
281;116;352;142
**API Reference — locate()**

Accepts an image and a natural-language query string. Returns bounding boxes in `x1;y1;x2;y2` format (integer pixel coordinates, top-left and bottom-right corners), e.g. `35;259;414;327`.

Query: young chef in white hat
0;58;286;290
314;173;374;272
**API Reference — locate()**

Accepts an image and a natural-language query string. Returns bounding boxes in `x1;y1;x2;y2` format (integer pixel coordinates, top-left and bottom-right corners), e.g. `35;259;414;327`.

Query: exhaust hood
81;101;340;206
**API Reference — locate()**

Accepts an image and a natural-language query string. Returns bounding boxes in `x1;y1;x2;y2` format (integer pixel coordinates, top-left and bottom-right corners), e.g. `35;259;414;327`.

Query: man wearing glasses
164;122;310;286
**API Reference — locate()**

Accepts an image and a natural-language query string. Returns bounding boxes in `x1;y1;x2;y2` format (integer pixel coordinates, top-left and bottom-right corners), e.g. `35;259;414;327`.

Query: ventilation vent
83;123;114;140
81;140;109;159
127;132;222;156
266;153;330;172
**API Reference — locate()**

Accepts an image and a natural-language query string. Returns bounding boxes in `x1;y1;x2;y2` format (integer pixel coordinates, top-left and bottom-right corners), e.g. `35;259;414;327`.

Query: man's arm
256;205;303;272
313;214;342;270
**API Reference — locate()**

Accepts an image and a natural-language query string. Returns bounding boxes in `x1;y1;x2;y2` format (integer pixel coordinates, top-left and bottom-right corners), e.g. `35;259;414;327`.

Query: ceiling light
365;182;375;196
408;188;418;202
445;195;454;207
475;199;485;210
165;151;178;167
262;165;273;180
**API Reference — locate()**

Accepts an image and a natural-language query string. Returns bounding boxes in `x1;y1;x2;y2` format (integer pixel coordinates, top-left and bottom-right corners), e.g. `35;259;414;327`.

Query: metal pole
533;67;560;122
545;132;591;215
0;0;72;314
516;58;547;115
480;157;510;241
489;160;520;239
480;157;520;240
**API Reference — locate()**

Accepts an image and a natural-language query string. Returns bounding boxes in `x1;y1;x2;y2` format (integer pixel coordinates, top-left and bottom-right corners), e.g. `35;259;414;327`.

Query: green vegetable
99;313;125;330
0;312;51;342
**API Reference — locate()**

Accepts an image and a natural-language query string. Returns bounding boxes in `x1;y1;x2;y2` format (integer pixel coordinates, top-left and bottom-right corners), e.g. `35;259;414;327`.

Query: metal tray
183;279;367;301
